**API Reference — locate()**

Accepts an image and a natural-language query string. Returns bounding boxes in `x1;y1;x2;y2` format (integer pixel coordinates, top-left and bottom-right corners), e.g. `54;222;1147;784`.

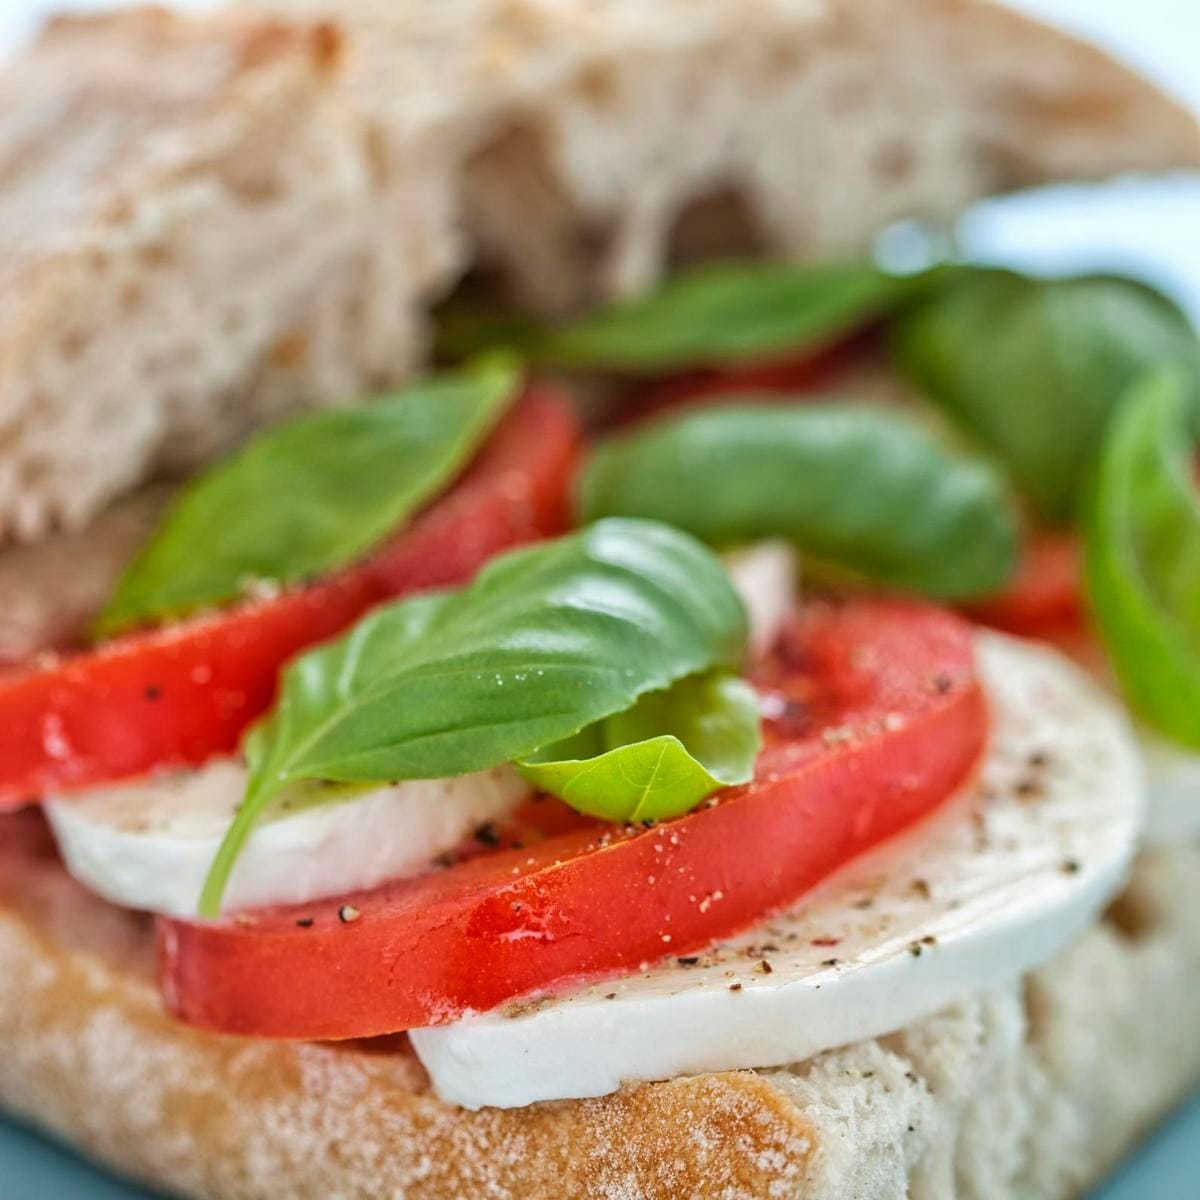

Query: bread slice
261;0;1200;311
1;811;1197;1200
3;0;1199;544
0;9;366;544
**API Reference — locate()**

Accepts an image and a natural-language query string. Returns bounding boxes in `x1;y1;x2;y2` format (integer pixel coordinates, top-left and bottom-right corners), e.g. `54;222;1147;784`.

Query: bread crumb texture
1;808;1198;1199
0;0;1197;542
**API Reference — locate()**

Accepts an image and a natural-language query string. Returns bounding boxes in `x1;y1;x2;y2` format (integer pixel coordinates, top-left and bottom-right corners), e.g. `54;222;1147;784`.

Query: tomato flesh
0;392;582;807
615;333;875;429
967;531;1082;637
158;600;985;1040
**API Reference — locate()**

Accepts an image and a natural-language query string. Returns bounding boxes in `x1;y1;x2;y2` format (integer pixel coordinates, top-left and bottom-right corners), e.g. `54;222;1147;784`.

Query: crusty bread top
1;0;1198;546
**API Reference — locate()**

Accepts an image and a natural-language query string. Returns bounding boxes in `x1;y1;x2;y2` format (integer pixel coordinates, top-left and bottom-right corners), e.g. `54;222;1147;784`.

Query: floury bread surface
2;0;1199;541
1;813;1198;1199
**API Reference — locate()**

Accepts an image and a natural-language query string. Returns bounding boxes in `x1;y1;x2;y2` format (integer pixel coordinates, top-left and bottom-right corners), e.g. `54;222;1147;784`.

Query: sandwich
2;3;1199;1198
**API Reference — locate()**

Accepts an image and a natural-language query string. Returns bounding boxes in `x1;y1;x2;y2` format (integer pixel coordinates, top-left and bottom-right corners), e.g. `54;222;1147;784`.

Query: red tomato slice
966;531;1082;637
615;332;875;430
158;600;985;1040
0;391;582;808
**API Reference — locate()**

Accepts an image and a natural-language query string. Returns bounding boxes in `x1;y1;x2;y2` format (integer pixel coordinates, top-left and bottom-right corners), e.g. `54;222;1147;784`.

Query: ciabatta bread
2;0;1198;543
1;812;1197;1199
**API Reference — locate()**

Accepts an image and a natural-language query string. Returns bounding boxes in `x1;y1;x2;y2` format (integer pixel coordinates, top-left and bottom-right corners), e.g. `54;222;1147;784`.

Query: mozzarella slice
723;540;798;657
45;760;529;918
1140;729;1200;843
411;633;1144;1109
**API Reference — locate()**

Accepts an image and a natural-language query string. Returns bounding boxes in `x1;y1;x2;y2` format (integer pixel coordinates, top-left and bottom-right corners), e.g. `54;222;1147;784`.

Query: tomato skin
158;600;985;1041
967;531;1082;637
0;392;582;808
616;332;875;429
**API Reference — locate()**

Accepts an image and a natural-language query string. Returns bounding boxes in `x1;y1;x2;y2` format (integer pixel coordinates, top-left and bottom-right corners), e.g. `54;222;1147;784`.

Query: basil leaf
199;519;748;915
518;671;760;822
891;271;1200;523
579;404;1019;600
1085;369;1200;747
96;357;519;637
443;261;926;373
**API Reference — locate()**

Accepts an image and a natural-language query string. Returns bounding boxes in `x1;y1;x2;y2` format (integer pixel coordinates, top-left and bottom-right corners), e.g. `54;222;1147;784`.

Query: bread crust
2;810;1198;1200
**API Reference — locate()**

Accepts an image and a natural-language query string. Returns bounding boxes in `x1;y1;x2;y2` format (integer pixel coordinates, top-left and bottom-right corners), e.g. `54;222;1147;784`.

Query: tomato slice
0;391;582;807
966;531;1082;637
615;332;874;429
158;600;985;1040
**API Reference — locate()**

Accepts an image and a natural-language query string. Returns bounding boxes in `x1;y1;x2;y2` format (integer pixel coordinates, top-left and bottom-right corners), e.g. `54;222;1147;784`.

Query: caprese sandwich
2;3;1200;1199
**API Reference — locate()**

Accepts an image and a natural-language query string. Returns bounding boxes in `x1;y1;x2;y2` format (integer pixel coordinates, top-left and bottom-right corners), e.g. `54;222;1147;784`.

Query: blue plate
3;1090;1198;1197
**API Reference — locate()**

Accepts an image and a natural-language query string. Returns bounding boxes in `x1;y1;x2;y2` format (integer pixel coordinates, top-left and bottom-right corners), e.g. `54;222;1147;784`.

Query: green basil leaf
517;670;760;822
96;356;520;637
1085;368;1200;747
891;270;1200;523
199;518;748;915
442;261;928;373
579;404;1019;600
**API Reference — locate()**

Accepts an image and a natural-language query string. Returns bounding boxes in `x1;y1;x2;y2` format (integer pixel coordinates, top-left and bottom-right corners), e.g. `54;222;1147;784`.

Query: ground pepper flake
473;822;500;847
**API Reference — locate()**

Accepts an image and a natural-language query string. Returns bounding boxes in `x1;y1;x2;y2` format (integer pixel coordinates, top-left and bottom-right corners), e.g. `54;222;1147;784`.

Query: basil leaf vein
199;519;748;915
96;356;520;637
518;670;761;822
1086;368;1200;747
892;270;1200;523
579;404;1019;600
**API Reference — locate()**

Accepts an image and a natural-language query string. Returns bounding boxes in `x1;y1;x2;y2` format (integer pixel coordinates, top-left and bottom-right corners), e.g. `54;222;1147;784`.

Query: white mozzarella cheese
411;632;1144;1109
1140;729;1200;843
45;760;529;918
723;540;798;657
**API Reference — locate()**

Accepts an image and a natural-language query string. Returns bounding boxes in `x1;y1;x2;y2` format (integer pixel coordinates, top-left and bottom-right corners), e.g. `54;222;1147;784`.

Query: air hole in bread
1104;884;1163;943
120;280;144;312
576;63;619;112
1022;976;1054;1048
268;330;309;371
666;186;767;270
19;454;52;489
139;243;172;269
872;139;918;185
463;117;616;313
363;123;393;189
59;329;91;361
